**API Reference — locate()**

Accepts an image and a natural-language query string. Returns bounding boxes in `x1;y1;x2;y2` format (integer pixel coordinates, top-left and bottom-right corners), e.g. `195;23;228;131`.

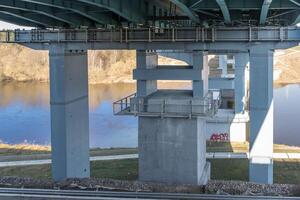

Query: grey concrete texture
138;117;209;185
49;46;90;181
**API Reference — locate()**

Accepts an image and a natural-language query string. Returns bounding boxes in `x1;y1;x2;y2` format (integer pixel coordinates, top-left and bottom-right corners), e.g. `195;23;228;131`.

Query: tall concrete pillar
136;50;157;97
234;53;248;114
249;48;274;184
193;51;209;97
137;50;210;185
219;55;228;77
49;45;90;181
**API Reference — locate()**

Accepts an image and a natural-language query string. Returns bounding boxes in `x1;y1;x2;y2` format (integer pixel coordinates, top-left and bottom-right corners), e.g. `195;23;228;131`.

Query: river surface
0;82;299;147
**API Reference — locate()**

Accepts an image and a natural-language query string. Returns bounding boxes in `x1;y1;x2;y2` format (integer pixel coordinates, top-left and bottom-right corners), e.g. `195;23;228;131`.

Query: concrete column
219;55;228;77
193;51;209;97
249;48;274;184
49;45;90;181
136;50;157;97
234;53;249;114
138;117;210;185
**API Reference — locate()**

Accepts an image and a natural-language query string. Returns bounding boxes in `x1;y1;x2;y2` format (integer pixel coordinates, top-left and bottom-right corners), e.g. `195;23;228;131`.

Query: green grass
1;159;300;185
91;159;138;180
210;159;300;185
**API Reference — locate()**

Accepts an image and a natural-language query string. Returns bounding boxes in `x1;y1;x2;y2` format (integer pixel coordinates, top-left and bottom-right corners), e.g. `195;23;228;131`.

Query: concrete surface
249;48;274;184
138;116;209;185
49;45;90;181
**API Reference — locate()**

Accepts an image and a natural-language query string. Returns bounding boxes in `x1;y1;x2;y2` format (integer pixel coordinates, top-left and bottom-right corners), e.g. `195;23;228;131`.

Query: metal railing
0;26;299;43
113;91;221;118
113;93;136;115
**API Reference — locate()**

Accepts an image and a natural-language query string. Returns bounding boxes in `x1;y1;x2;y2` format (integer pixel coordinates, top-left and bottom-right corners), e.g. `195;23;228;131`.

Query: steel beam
215;0;231;24
260;0;273;25
75;0;145;23
18;0;117;26
169;0;200;23
0;12;38;27
0;9;57;27
0;0;78;26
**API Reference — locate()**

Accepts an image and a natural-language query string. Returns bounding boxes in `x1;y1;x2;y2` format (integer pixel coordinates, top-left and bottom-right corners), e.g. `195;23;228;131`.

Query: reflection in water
0;82;137;148
0;82;300;147
274;84;300;147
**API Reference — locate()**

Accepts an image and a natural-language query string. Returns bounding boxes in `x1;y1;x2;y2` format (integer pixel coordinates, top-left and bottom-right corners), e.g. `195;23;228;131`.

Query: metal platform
113;90;221;118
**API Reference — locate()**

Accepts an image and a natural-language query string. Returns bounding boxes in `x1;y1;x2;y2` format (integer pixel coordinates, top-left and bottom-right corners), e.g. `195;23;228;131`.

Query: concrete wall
138;116;210;185
206;110;248;142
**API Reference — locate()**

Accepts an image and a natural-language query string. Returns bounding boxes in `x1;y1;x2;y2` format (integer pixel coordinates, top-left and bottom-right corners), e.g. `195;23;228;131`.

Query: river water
0;82;299;147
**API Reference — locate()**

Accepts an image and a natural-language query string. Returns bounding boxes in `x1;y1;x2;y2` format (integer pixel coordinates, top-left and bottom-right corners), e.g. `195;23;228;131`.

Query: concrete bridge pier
249;47;274;184
219;55;228;77
137;50;210;185
234;53;248;114
49;45;90;181
136;50;158;97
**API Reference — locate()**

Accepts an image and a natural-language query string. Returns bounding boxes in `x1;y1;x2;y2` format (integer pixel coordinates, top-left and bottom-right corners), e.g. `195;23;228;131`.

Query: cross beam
75;0;145;23
18;0;117;26
215;0;231;24
260;0;273;25
169;0;200;23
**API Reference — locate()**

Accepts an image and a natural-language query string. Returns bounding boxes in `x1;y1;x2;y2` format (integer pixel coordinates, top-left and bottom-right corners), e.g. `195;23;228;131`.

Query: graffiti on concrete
210;133;229;142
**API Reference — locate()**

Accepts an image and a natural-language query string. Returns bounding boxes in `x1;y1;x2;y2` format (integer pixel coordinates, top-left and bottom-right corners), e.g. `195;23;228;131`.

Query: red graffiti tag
210;133;229;142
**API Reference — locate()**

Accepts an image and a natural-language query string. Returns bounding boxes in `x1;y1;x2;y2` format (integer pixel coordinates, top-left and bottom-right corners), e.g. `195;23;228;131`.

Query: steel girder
75;0;145;23
0;0;94;27
18;0;118;26
169;0;200;23
215;0;231;24
0;0;299;28
260;0;273;25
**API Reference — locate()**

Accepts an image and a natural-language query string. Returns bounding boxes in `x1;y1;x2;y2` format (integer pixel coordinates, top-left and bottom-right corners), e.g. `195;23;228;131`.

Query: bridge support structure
249;47;274;184
135;50;211;185
219;55;228;77
49;45;90;181
7;26;299;184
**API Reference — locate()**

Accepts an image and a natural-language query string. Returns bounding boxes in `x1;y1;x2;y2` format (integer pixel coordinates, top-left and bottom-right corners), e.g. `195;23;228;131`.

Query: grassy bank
1;142;300;185
0;158;300;185
1;142;300;160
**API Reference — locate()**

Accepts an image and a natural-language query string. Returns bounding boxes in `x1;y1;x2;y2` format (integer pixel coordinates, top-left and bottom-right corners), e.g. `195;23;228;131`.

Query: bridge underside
0;0;299;187
0;0;299;28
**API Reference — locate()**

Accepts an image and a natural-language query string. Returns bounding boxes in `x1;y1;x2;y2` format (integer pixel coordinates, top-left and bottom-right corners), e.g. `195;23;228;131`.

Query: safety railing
113;93;137;115
113;91;221;118
0;26;299;43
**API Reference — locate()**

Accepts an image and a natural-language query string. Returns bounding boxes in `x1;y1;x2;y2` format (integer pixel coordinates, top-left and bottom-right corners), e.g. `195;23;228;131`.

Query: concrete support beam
49;45;90;181
234;53;249;114
138;117;210;185
219;55;228;77
133;68;203;80
249;47;274;184
209;77;234;90
193;51;209;98
136;50;157;97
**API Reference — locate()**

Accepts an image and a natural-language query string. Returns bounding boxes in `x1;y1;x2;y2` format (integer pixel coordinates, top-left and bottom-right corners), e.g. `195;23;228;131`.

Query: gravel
206;180;300;196
0;177;300;196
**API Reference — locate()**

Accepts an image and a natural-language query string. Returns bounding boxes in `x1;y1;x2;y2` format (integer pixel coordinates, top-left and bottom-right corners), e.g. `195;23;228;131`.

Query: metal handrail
113;91;221;118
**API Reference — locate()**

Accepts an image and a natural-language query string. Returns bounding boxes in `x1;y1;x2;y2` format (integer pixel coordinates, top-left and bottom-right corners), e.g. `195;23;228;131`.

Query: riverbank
0;44;299;85
1;143;300;187
1;158;300;185
1;142;300;162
